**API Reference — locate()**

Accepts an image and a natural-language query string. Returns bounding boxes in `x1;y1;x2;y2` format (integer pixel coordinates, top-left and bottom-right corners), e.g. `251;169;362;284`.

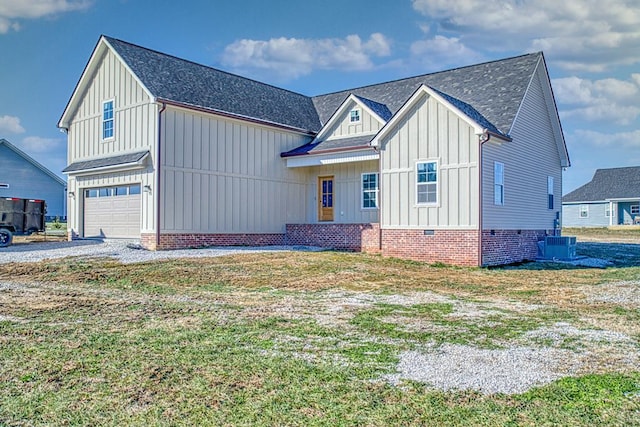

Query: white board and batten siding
379;93;479;229
304;160;380;224
324;100;383;139
160;106;311;234
482;63;563;231
66;48;157;237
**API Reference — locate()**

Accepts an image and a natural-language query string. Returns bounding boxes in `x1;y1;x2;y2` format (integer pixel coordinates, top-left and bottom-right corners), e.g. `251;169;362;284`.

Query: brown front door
318;176;334;221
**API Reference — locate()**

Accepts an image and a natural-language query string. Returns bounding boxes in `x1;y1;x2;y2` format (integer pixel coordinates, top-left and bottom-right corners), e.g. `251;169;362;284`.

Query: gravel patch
582;281;640;307
386;344;580;395
524;322;633;345
0;239;323;264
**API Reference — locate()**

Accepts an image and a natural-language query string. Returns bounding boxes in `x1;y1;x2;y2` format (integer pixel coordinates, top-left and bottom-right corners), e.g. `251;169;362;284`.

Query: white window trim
547;176;554;210
631;204;640;215
415;159;439;206
579;205;589;218
494;162;504;206
102;99;115;141
0;183;9;189
605;205;611;217
349;108;361;124
361;172;379;210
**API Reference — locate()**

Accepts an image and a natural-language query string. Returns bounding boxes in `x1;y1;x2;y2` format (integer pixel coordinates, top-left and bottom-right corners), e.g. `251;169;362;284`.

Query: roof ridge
312;52;542;98
103;35;312;100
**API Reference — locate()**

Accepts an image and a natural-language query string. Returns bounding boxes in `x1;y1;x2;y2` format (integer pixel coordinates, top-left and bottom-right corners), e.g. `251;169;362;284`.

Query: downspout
155;102;166;249
478;131;491;267
373;144;382;252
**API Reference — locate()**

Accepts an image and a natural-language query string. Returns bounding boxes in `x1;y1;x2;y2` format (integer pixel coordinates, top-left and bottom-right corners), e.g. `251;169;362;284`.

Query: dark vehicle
0;197;46;247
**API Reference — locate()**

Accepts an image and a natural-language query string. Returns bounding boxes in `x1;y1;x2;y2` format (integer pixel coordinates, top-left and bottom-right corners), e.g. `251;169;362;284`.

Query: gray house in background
563;166;640;227
0;138;67;219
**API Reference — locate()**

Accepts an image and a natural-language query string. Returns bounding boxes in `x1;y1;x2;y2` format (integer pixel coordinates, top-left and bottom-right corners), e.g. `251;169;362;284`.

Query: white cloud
20;136;64;153
411;0;640;71
553;76;640;124
0;0;91;34
0;115;25;133
573;129;640;148
410;35;483;69
221;33;392;79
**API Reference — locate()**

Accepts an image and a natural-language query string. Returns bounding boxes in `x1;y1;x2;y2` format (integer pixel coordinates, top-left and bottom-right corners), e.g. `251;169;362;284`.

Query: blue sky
0;0;638;194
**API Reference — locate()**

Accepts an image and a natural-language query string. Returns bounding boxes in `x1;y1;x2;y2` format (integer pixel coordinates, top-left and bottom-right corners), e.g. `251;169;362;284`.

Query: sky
0;0;638;194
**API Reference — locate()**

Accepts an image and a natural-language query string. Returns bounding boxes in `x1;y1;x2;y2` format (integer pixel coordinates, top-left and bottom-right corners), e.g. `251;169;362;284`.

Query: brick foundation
381;229;480;267
285;223;380;252
140;232;285;250
481;229;549;266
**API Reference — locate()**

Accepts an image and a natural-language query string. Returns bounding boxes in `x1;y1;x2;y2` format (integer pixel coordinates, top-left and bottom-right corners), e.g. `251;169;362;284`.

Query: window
0;183;9;189
102;100;114;140
494;162;504;205
115;186;128;196
631;205;640;215
129;184;141;195
349;109;361;123
362;173;379;209
416;161;438;204
547;176;554;209
579;205;588;218
605;205;611;217
85;189;98;198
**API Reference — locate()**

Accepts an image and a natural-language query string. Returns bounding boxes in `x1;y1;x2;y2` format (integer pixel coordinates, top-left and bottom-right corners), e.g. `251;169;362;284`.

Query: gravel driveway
0;239;319;264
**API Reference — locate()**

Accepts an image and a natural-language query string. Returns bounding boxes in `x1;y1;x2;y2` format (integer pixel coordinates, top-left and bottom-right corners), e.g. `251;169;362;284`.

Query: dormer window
349;109;361;123
102;100;114;140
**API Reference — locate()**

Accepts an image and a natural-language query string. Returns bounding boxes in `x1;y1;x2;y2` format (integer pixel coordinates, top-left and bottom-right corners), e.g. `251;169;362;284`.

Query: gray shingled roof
105;37;321;133
63;151;149;173
354;95;392;121
563;167;640;202
282;135;374;157
312;52;542;136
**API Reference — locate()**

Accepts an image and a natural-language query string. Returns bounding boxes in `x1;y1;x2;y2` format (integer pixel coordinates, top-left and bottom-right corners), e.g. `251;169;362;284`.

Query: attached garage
83;184;141;238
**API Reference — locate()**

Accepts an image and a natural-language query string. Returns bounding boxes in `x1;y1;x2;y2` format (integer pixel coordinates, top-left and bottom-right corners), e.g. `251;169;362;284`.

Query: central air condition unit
543;236;577;260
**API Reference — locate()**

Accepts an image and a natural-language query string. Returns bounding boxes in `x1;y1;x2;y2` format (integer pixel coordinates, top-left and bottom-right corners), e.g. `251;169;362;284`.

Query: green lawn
0;242;639;426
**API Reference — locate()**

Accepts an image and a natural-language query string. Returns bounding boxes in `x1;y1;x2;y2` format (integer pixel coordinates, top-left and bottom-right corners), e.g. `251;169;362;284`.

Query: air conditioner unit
544;236;576;260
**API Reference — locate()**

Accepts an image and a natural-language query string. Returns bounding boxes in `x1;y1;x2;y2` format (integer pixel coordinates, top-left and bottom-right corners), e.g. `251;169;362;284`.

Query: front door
318;176;334;221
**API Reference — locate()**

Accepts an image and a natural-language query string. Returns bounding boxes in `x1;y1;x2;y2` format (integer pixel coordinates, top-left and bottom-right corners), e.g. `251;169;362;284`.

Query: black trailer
0;197;46;247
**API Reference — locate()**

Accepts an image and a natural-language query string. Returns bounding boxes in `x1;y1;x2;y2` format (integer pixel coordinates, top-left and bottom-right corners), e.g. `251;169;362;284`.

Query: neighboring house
562;167;640;227
58;36;569;266
0;138;67;219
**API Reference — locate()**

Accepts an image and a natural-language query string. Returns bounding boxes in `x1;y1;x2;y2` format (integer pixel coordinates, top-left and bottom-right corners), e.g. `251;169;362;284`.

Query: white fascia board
371;85;483;148
605;197;640;202
286;149;379;168
313;94;388;143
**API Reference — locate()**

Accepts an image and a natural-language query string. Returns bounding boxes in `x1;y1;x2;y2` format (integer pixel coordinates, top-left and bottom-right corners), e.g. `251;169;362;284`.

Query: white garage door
84;184;141;238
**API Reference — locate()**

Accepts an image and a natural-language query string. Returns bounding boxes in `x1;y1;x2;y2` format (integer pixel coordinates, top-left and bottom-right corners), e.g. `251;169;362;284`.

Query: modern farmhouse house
59;36;569;266
0;138;67;219
563;166;640;227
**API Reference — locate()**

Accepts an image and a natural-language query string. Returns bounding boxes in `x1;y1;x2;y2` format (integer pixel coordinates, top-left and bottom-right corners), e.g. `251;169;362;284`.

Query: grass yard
0;238;639;425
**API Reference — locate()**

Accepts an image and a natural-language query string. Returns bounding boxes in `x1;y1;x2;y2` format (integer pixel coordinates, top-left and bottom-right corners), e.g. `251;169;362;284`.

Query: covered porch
606;198;640;225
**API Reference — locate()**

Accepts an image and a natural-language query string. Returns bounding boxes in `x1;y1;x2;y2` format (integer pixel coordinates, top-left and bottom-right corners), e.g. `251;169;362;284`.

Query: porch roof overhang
63;150;150;176
605;197;640;202
284;147;379;168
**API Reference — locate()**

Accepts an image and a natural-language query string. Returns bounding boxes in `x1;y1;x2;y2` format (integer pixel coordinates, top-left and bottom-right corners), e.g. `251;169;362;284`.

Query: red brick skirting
285;223;380;252
381;229;480;266
481;229;549;266
140;233;285;250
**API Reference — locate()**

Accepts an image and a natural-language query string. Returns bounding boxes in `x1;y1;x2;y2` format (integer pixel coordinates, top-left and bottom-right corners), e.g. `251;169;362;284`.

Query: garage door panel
84;186;141;238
